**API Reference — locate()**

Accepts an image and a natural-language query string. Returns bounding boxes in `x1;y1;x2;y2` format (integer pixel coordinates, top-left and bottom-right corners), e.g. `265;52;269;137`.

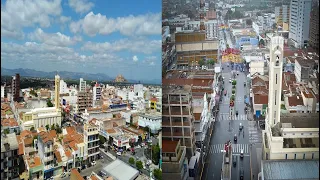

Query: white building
184;20;218;39
83;123;100;163
79;78;86;92
1;86;4;98
93;83;102;106
133;84;144;98
262;36;319;161
289;0;312;48
138;113;162;134
60;80;68;94
252;21;264;35
22;107;62;130
37;131;55;178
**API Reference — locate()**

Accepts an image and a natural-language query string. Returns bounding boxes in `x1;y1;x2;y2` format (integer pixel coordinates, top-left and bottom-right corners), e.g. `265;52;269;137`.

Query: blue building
235;36;259;49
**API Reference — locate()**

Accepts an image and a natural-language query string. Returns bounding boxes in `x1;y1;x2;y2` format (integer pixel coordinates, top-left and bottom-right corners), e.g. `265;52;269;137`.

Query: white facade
93;84;102;106
185;20;218;39
138;113;162;134
60;80;68;94
267;36;284;127
249;60;265;76
83;123;100;162
23;107;62;130
252;21;263;35
289;0;312;48
79;78;86;92
1;86;4;98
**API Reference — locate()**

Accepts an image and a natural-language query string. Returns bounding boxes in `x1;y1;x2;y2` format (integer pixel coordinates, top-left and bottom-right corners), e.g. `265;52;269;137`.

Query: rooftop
163;85;192;94
281;113;319;128
262;160;319;180
1;118;19;127
1;133;19;152
162;140;179;153
102;159;139;180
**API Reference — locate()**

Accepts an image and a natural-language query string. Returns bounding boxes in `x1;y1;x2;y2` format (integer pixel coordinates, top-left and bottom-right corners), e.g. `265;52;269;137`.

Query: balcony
283;138;319;148
44;156;54;162
162;146;186;173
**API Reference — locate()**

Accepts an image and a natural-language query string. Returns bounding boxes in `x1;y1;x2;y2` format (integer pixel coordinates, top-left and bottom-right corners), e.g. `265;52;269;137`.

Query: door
256;110;261;118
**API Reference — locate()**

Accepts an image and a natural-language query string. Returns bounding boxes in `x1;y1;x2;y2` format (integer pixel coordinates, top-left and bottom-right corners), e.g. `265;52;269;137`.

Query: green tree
51;124;55;130
259;39;265;46
153;169;162;180
136;160;143;170
152;144;161;165
3;129;10;134
232;89;236;94
99;135;106;145
45;124;50;131
129;157;135;165
47;98;54;107
198;59;205;67
56;127;62;134
217;11;222;17
30;126;35;131
232;80;237;86
207;59;215;65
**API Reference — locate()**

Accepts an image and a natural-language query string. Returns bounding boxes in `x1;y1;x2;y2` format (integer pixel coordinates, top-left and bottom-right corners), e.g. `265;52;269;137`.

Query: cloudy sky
1;0;162;82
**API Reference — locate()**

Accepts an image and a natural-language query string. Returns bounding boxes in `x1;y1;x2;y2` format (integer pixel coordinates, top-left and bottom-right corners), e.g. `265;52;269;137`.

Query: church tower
55;74;60;110
267;35;284;128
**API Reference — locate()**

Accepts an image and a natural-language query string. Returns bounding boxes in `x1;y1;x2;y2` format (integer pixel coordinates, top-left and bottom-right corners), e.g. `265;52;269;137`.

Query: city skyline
1;0;162;82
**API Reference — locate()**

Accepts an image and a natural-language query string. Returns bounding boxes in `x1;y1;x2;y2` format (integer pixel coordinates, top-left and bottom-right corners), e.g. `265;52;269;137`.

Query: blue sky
1;0;162;83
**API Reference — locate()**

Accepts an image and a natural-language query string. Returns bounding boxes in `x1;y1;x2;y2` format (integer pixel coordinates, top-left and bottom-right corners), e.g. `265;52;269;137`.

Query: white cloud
1;42;120;65
28;28;82;46
143;56;157;66
68;0;94;14
81;39;161;54
133;55;138;62
69;12;161;36
59;16;72;24
1;0;62;39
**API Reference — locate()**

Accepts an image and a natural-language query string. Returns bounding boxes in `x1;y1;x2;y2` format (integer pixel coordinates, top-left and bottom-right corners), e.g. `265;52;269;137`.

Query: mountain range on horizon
1;67;161;85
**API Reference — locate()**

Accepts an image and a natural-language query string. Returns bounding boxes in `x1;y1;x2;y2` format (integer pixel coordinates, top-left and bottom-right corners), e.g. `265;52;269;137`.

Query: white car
240;149;244;158
91;161;96;166
116;152;122;156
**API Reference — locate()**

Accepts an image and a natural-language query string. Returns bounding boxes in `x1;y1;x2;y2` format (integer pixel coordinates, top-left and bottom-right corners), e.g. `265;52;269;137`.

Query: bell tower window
275;55;280;66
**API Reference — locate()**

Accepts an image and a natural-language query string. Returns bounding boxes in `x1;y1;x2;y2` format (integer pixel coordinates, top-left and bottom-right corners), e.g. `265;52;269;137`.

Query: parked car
81;164;87;170
236;111;238;116
117;152;122;156
234;134;237;142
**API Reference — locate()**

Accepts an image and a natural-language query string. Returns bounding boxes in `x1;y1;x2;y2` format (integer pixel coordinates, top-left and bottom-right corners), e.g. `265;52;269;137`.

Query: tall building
83;123;100;163
262;36;319;160
267;35;284;127
162;140;189;180
79;78;86;92
309;1;319;52
92;83;102;107
275;5;290;25
55;75;60;110
77;91;93;113
289;0;312;48
37;131;55;179
162;85;196;158
1;133;20;180
11;73;20;102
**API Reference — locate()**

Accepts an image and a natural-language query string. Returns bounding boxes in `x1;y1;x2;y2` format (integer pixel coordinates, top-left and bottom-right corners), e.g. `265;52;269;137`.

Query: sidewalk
100;148;116;160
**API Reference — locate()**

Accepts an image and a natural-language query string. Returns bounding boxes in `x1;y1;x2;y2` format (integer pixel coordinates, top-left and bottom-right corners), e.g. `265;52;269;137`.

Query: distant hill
1;67;161;85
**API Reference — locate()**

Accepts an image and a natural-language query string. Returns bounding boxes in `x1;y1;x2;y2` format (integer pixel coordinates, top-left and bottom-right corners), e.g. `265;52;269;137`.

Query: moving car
234;134;237;142
91;161;96;166
232;155;237;166
240;168;244;180
239;123;243;130
236;111;238;116
240;149;244;158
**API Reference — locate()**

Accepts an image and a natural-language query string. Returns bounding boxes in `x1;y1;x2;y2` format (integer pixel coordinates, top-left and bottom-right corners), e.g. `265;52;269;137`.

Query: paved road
202;63;252;180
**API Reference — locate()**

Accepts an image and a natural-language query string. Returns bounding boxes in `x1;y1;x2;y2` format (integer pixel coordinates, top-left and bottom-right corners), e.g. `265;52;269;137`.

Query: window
294;154;297;159
293;133;295;135
303;154;305;159
301;133;304;135
285;154;288;159
312;153;314;159
275;90;277;105
276;74;278;84
310;133;312;135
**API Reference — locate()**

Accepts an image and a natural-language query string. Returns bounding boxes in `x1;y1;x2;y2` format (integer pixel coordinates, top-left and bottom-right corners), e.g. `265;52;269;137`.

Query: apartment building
77;91;93;113
1;133;20;180
275;5;290;25
83;123;100;163
12;73;21;102
93;83;102;107
79;78;86;92
289;0;312;48
309;2;319;52
37;131;55;179
162;85;196;158
184;20;218;39
138;112;162;134
294;57;316;82
162;140;189;180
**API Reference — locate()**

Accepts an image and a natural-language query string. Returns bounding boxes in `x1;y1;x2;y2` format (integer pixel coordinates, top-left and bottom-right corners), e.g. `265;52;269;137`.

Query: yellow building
150;97;157;110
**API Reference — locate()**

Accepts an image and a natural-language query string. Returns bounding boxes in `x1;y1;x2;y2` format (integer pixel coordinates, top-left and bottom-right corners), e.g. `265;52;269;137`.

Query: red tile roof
1;118;18;127
254;94;268;104
288;96;304;106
